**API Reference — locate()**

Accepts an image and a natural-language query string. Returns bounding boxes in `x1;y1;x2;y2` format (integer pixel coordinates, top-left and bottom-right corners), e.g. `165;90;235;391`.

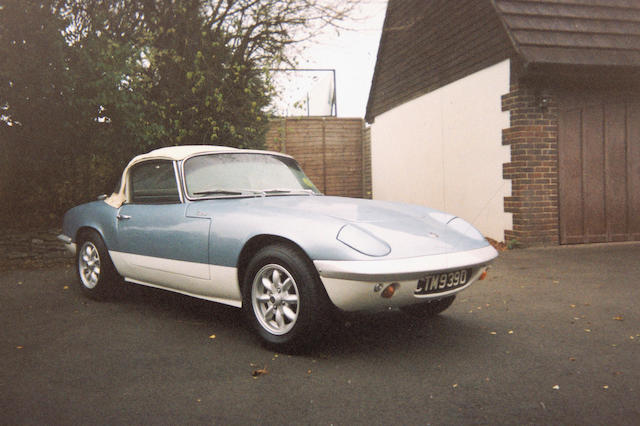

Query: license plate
414;268;472;295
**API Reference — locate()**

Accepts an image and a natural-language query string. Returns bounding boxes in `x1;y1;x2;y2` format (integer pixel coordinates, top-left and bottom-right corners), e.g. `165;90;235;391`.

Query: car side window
129;160;181;204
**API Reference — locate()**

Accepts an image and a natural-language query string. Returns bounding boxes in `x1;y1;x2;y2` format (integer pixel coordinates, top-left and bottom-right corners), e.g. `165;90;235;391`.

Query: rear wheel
76;230;119;299
242;244;330;352
402;295;456;318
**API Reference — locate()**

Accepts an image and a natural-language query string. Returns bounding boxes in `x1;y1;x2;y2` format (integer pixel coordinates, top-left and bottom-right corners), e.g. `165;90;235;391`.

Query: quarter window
129;161;180;204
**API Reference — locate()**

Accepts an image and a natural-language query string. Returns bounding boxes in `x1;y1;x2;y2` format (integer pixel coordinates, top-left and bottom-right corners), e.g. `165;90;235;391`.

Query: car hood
265;196;488;256
189;195;490;259
271;195;447;223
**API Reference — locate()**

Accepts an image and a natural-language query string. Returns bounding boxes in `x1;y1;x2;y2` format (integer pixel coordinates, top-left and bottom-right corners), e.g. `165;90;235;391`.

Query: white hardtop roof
129;145;239;163
129;144;293;164
105;145;290;208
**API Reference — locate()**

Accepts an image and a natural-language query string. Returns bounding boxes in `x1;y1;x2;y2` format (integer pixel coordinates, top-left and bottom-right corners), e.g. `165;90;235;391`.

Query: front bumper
313;245;497;311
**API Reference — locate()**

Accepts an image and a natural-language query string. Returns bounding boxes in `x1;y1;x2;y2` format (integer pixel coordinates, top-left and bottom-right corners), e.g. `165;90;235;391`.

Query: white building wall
370;59;512;241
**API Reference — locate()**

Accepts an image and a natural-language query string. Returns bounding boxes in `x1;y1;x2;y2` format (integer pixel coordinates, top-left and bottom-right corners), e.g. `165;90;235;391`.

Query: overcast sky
273;1;387;118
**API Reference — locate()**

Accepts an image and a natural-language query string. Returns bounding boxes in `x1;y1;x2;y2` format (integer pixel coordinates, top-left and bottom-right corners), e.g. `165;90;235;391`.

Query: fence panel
265;117;371;199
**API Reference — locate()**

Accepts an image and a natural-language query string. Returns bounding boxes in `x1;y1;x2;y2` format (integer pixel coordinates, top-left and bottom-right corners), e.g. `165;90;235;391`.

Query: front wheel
242;244;330;352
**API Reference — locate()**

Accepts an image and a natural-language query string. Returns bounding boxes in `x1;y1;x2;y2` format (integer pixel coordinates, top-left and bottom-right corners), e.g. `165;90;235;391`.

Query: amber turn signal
479;269;488;281
381;283;399;298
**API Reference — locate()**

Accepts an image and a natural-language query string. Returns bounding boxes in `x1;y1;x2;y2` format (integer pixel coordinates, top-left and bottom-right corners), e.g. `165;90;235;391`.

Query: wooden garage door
558;91;640;244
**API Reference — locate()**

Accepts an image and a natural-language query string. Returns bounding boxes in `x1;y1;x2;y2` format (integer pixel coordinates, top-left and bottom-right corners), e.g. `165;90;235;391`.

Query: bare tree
201;0;359;65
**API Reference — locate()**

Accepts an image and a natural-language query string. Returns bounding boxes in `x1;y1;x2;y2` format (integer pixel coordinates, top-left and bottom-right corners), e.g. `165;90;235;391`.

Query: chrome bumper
313;245;498;311
57;234;76;256
313;245;498;282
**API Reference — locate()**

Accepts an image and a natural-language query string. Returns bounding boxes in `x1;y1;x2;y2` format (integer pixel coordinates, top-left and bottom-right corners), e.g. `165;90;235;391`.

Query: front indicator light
381;283;399;299
479;269;488;281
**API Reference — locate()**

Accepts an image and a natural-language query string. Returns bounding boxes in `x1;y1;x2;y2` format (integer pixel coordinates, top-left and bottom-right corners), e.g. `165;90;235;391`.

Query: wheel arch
236;234;316;293
75;226;105;244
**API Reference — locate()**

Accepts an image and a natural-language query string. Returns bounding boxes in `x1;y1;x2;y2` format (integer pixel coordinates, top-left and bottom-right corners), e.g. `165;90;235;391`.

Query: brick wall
501;84;560;245
265;117;370;199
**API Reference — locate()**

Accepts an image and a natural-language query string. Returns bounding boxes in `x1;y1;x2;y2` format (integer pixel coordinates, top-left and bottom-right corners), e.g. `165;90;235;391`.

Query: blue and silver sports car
59;145;497;350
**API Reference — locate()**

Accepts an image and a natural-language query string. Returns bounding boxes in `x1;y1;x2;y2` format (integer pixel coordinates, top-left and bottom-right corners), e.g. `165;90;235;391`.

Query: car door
114;159;211;288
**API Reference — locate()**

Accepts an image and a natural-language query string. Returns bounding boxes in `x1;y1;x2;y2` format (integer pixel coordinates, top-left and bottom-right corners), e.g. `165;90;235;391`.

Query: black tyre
401;295;456;318
76;230;119;299
242;244;330;352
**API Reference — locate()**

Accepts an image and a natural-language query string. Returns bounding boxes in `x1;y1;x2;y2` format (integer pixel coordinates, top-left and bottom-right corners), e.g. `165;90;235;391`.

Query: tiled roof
494;0;640;66
365;0;513;122
366;0;640;122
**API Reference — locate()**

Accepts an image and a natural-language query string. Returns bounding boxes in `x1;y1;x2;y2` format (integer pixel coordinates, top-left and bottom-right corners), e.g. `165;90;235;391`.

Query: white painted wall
370;60;512;241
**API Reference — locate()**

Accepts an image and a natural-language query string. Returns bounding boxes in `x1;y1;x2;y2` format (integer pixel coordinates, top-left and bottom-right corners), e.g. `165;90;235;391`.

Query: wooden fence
265;117;371;199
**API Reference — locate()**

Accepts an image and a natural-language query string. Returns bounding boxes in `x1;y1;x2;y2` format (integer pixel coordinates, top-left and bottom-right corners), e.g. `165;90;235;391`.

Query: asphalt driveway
1;243;639;424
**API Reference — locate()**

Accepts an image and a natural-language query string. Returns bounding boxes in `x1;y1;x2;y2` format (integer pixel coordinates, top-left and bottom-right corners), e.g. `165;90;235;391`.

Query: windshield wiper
262;188;316;196
193;188;316;198
193;189;248;197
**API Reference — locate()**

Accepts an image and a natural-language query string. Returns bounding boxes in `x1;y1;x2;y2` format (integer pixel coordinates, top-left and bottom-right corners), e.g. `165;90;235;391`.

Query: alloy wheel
78;241;101;289
251;264;300;335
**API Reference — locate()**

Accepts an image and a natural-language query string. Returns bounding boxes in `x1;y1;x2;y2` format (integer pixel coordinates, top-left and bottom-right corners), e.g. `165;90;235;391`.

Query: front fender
198;206;364;269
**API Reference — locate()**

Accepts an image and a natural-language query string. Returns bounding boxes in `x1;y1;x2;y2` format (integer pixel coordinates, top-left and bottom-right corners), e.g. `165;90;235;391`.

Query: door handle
117;214;131;221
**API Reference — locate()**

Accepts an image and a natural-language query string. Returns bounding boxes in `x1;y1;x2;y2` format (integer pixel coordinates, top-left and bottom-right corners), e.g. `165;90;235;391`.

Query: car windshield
183;153;321;199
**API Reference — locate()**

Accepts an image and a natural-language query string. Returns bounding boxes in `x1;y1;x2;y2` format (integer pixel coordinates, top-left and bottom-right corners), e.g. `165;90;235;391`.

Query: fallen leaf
16;346;23;350
612;316;624;321
552;385;560;390
452;384;458;389
209;334;216;339
569;304;576;308
630;336;635;340
553;280;559;284
490;331;497;335
584;329;591;333
63;286;69;290
252;367;268;377
603;385;609;390
569;357;576;362
307;369;312;374
508;330;514;335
